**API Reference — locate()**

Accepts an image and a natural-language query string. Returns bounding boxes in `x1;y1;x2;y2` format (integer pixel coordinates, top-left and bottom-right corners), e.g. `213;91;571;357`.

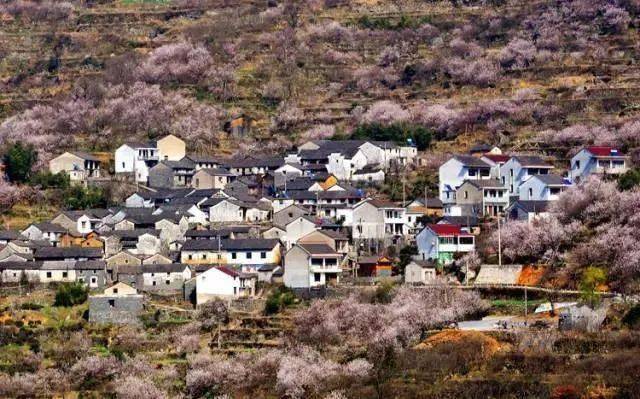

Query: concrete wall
89;295;143;325
149;164;174;189
283;245;311;288
157;135;186;161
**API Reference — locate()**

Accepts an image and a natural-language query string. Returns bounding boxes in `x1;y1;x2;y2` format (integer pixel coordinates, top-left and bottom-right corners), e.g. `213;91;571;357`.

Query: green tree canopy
2;142;37;183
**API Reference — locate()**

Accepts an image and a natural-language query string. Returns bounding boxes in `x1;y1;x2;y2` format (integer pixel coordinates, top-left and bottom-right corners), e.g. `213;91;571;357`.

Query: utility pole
497;212;502;267
423;186;427;209
402;174;406;207
217;235;221;268
524;286;528;326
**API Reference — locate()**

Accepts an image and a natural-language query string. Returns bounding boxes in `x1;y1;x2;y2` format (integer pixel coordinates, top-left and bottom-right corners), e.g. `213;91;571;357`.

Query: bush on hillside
54;283;88;307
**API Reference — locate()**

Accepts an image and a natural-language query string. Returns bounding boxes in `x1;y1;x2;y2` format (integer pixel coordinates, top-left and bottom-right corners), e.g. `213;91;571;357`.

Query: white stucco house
114;142;159;183
518;174;571;201
195;266;256;305
570;146;629;182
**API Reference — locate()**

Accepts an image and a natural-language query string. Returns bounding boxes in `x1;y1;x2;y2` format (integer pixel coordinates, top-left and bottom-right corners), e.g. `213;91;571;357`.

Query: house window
113;288;118;294
62;272;68;278
261;252;266;259
459;237;474;245
314;273;321;282
122;162;126;168
233;287;237;295
232;252;237;259
195;178;200;188
46;272;52;278
188;254;193;260
575;160;580;169
108;299;115;308
203;254;207;260
246;252;252;259
152;281;157;286
528;188;533;198
468;169;477;177
91;277;97;284
464;191;468;199
166;280;170;285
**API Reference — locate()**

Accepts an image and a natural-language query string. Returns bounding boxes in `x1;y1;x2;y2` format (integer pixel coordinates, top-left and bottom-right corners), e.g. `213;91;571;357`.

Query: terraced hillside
2;0;640;168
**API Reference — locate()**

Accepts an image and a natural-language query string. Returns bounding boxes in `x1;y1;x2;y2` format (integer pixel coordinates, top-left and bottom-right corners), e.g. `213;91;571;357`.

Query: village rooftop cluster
0;135;629;322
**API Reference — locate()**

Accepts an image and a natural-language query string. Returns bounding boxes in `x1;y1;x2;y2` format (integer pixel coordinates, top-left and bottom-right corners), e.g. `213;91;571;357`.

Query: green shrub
62;185;108;210
351;123;432;150
618;168;640;191
54;282;88;307
19;302;43;311
29;171;70;189
622;305;640;329
2;142;37;183
265;286;297;315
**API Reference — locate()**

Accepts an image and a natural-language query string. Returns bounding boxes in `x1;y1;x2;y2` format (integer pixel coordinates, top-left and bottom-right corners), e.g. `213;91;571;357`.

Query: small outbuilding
404;260;437;285
88;282;144;325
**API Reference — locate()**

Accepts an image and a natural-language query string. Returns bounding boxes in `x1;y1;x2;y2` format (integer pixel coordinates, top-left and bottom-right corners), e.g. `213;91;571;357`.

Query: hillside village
0;132;630;311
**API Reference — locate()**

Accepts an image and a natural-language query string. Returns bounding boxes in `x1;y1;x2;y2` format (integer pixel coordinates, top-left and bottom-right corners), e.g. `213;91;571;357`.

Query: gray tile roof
34;247;103;260
453;155;491;168
298;243;340;255
532;174;569;186
510;200;550;213
513;155;553;168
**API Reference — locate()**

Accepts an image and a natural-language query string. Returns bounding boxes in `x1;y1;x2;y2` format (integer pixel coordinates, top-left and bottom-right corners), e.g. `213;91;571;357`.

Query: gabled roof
469;143;492;153
141;263;189;274
0;261;43;270
509;200;550;213
224;155;284;169
162;157;196;170
512;155;553;168
69;151;100;162
463;179;505;189
182;238;279;251
313;229;348;240
123;141;156;149
426;224;473;237
221;238;280;251
408;198;443;208
75;260;107;270
216;266;239;277
281;177;314;190
30;222;67;233
0;230;26;240
108;229;160;239
197;167;236;177
530;174;570;186
584;146;626;158
297;243;341;256
439;215;480;227
363;199;402;209
452;155;491;168
34;247;103;260
482;154;510;163
189;155;222;163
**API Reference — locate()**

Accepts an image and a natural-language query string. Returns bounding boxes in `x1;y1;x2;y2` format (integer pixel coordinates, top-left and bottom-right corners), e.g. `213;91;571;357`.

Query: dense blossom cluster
0;82;227;166
0;1;74;22
497;177;640;292
181;284;484;398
